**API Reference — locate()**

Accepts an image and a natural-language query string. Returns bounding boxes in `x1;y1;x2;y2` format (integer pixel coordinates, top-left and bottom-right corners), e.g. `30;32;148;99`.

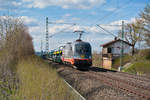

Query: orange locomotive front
61;39;92;69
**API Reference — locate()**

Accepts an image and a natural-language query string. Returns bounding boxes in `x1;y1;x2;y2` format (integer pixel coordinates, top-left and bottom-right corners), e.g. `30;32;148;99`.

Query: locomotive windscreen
74;43;91;59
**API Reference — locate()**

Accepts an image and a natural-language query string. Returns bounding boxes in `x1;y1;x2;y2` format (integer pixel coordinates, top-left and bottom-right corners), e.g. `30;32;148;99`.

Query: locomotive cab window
74;43;92;59
75;44;90;53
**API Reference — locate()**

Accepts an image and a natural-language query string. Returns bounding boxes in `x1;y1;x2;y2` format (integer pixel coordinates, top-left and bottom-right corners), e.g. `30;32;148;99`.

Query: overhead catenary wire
95;0;148;39
95;0;133;24
96;24;118;37
109;0;149;23
48;0;132;40
94;0;149;38
81;0;134;39
48;22;76;25
49;24;76;38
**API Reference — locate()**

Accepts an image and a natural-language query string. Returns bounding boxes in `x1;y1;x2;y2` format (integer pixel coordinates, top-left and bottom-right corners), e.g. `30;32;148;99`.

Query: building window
107;47;112;53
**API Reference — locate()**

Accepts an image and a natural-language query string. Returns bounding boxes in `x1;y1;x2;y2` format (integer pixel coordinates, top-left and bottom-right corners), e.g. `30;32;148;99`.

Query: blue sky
0;0;149;52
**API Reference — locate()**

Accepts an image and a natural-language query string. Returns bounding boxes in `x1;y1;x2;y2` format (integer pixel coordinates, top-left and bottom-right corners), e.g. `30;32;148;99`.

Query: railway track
84;71;150;99
105;72;150;91
110;71;150;83
49;62;150;99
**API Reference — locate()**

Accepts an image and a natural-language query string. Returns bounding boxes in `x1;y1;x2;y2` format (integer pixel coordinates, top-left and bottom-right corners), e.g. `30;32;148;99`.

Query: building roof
100;39;133;47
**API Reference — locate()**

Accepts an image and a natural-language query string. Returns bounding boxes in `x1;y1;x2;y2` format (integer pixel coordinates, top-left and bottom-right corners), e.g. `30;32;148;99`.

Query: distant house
101;38;132;69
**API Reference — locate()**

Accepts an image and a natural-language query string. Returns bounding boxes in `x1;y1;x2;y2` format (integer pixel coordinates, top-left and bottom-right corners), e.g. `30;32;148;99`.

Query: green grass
111;49;150;75
10;56;76;100
122;49;150;75
123;61;150;75
112;55;133;69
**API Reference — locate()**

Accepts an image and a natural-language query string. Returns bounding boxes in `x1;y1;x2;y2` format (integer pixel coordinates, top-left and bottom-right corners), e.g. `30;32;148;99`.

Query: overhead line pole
45;18;76;53
46;17;49;53
41;39;43;56
118;21;124;71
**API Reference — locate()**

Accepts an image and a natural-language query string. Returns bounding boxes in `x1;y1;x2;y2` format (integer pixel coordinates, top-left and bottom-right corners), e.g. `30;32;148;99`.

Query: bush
92;51;102;67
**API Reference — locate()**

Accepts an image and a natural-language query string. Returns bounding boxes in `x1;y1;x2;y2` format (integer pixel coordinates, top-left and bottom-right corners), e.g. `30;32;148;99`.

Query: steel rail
85;71;150;99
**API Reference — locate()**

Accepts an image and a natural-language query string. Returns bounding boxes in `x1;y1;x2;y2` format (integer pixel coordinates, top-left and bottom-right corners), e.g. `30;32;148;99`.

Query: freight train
48;39;92;69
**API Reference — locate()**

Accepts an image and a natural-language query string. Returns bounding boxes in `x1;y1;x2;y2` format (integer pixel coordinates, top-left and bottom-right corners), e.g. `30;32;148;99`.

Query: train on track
48;39;92;69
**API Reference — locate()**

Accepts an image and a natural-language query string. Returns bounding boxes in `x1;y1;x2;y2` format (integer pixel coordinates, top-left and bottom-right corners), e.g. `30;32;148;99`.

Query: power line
96;24;118;37
92;0;134;38
99;24;122;27
111;0;149;22
48;22;76;25
49;24;76;38
94;0;133;25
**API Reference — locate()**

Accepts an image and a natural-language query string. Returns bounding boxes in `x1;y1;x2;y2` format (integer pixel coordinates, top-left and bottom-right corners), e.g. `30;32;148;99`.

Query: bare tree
0;16;34;99
140;4;150;47
0;16;34;60
118;19;144;55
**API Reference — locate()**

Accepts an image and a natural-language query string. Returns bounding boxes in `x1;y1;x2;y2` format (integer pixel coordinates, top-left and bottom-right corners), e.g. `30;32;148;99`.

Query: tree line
0;16;34;99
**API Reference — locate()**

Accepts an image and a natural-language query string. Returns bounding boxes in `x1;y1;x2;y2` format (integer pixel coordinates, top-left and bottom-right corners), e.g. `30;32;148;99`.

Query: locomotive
49;39;92;69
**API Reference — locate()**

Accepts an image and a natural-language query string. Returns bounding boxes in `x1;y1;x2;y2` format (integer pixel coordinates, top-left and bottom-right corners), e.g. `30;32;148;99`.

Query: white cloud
105;7;117;12
22;0;106;9
110;18;137;25
99;17;137;32
48;24;102;35
12;1;22;6
55;19;65;23
71;17;80;21
20;16;39;26
0;0;22;10
90;11;97;15
63;14;72;17
29;26;43;34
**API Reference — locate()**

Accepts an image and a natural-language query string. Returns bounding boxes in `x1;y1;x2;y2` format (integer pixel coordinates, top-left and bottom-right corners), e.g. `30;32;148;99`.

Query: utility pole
41;39;43;56
46;17;49;53
45;20;76;53
118;21;124;71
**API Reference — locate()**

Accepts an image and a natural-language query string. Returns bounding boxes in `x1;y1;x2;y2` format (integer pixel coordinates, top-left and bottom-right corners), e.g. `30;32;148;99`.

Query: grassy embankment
0;55;76;100
12;56;75;100
122;49;150;75
112;49;150;75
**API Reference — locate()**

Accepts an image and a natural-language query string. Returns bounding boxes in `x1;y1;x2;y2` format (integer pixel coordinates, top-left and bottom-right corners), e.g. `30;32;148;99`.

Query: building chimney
114;37;117;40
